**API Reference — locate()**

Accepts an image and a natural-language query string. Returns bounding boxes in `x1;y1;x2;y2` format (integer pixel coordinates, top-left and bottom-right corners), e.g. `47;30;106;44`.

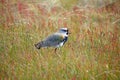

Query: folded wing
43;34;64;47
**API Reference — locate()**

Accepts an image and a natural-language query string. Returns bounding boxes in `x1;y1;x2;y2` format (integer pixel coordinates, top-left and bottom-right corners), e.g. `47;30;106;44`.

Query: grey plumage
35;28;69;49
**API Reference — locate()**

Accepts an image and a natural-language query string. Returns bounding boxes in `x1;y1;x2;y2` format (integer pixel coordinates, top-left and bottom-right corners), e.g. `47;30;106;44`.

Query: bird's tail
34;41;43;49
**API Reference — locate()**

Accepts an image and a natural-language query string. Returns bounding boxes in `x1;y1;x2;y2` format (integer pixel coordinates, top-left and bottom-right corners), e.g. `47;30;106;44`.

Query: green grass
0;0;120;80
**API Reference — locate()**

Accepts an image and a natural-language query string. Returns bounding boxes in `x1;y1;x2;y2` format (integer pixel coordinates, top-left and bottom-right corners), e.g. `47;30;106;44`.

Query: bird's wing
46;34;64;43
43;34;64;46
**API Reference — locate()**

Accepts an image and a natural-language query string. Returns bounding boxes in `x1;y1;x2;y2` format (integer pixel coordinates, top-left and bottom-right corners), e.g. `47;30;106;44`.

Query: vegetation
0;0;120;80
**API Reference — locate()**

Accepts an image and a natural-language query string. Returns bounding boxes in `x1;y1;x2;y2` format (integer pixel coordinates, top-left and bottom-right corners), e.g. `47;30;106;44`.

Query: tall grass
0;0;120;80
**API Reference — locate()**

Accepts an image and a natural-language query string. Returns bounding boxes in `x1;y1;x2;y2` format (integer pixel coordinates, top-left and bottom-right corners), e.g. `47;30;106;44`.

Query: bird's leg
54;48;61;58
54;48;57;53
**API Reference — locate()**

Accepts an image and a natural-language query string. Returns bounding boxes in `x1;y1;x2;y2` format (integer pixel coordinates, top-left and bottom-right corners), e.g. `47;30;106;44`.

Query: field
0;0;120;80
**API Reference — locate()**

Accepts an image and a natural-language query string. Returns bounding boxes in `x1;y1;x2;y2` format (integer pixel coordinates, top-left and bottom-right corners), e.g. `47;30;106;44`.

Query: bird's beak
67;32;71;34
68;32;71;34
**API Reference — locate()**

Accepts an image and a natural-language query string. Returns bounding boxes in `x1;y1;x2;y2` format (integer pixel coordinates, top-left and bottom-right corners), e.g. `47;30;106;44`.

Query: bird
34;28;69;51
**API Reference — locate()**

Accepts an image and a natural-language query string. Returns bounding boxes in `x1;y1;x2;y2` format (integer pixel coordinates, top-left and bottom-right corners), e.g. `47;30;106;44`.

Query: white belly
56;42;64;47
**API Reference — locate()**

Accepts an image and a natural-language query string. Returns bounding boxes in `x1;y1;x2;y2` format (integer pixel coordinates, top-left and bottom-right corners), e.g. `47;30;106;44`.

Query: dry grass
0;0;120;80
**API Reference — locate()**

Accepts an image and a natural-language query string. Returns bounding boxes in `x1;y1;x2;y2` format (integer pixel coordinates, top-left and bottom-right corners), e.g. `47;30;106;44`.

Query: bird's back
43;33;65;47
35;28;69;49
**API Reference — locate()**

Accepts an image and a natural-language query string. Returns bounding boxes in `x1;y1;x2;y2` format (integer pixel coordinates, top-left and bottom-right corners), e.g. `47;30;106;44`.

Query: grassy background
0;0;120;80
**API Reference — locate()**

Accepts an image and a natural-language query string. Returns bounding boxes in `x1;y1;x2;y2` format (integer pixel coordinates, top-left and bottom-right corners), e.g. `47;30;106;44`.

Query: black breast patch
63;36;68;45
